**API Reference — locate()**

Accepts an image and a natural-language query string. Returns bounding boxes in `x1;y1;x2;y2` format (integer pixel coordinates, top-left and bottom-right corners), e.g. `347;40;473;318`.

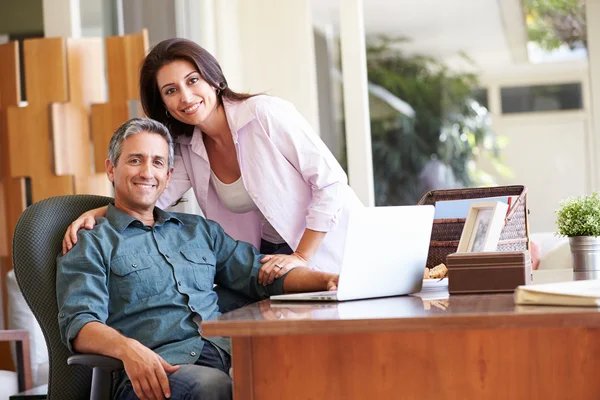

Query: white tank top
210;171;286;244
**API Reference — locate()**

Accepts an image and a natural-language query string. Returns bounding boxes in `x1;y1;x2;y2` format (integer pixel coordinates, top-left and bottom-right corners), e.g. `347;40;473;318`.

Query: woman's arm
255;97;350;233
295;228;327;262
258;229;327;285
253;97;351;283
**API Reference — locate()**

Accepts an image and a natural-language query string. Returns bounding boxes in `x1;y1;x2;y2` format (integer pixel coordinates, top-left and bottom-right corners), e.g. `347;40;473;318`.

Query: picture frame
457;201;509;253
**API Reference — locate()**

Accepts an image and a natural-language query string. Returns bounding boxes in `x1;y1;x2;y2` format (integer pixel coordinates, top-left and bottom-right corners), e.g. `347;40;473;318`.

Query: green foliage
555;193;600;237
524;0;586;51
366;37;506;205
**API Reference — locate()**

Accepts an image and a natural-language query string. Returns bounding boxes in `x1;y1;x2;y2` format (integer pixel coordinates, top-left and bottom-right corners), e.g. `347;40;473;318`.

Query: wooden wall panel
21;38;68;107
105;30;148;103
91;103;129;172
0;42;21;105
92;30;148;172
50;103;111;195
0;186;6;258
7;38;73;202
50;38;111;196
66;38;107;108
7;107;74;202
0;41;25;373
0;42;26;258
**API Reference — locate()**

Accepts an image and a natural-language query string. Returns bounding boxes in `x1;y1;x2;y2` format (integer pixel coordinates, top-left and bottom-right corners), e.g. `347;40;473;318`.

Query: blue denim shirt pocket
180;249;216;291
110;254;165;302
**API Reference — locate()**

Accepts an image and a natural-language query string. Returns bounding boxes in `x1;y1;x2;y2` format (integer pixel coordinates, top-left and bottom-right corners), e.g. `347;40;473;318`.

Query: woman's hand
62;206;107;255
258;252;308;285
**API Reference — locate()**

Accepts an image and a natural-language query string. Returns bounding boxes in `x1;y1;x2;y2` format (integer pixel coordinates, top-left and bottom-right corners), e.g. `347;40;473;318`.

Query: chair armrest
0;329;33;392
68;354;123;400
67;354;124;369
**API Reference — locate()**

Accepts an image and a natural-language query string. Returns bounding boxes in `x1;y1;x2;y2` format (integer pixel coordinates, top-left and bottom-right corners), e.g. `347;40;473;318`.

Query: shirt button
190;305;195;311
131;264;137;268
190;351;196;357
202;256;207;262
165;254;170;259
59;312;65;318
178;281;182;286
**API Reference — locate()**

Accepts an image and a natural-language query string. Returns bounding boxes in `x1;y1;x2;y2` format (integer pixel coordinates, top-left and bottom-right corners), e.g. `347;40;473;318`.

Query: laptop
270;205;434;302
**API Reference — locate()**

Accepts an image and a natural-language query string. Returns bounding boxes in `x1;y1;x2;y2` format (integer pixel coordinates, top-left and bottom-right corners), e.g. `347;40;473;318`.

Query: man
57;118;338;400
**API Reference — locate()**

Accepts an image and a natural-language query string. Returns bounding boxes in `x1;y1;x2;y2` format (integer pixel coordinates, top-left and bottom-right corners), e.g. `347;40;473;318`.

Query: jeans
114;340;232;400
214;239;293;313
259;239;293;256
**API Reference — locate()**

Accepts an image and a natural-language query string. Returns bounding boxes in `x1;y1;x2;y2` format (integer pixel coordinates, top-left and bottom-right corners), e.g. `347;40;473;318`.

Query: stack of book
515;280;600;306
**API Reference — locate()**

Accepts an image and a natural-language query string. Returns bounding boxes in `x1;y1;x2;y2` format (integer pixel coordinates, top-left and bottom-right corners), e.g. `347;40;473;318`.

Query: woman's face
156;59;218;127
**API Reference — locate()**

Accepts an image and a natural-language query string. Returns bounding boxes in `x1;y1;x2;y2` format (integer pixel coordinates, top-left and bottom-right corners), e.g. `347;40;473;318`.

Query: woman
63;37;363;287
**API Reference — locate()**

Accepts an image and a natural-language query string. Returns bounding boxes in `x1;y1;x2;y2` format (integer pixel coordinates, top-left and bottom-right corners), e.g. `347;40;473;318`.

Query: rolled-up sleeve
255;98;348;232
209;221;286;298
56;236;109;353
157;144;192;209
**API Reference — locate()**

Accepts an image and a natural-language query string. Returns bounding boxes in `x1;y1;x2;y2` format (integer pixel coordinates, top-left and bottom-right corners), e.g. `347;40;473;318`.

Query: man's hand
325;273;338;291
122;338;180;400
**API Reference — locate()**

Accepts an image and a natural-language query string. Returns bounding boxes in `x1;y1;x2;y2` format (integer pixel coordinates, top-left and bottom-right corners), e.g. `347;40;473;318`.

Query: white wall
43;0;81;37
234;0;320;132
479;65;592;233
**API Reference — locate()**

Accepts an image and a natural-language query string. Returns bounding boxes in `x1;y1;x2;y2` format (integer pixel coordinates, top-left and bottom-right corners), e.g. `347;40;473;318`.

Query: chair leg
90;366;115;400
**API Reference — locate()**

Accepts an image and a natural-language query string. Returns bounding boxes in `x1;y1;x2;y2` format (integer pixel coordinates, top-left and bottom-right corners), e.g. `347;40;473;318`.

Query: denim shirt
56;204;285;365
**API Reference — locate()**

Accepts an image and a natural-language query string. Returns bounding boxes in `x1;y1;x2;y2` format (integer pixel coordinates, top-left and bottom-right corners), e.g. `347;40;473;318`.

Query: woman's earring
216;88;221;95
165;109;171;118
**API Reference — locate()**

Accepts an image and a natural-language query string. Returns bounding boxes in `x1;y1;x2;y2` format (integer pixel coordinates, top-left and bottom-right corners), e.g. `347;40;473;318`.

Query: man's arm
208;220;338;297
57;235;178;400
281;268;338;293
74;322;179;400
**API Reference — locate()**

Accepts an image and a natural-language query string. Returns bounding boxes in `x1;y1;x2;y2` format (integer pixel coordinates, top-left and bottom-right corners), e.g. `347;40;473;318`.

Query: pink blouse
157;95;363;273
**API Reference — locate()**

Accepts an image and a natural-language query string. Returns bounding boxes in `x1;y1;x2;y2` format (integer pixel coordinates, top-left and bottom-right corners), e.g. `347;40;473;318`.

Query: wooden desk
202;285;600;400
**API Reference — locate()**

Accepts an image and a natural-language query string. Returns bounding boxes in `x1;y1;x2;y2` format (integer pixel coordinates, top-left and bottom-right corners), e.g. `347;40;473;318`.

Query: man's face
106;132;173;215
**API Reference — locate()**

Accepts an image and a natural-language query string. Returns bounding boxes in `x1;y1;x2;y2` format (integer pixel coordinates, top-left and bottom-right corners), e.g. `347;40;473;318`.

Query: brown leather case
446;251;532;294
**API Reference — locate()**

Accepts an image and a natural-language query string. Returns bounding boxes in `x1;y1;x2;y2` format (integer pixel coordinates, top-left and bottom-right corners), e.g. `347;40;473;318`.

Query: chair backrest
12;195;113;400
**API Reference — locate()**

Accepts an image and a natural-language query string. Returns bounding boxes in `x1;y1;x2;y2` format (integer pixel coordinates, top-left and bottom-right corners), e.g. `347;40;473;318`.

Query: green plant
555;192;600;237
524;0;586;51
366;37;508;206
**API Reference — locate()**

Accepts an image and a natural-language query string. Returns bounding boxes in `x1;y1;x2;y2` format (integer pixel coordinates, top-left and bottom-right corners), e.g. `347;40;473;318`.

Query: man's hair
108;117;175;169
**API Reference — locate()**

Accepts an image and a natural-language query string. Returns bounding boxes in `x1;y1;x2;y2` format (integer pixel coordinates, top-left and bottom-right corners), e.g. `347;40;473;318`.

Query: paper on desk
411;278;449;300
514;279;600;307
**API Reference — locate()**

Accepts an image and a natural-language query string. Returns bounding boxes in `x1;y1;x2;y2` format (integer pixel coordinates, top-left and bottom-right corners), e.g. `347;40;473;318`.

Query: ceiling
311;0;529;72
78;0;530;72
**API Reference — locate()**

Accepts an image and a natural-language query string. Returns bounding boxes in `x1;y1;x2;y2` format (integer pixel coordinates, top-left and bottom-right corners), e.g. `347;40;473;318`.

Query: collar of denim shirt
106;203;183;233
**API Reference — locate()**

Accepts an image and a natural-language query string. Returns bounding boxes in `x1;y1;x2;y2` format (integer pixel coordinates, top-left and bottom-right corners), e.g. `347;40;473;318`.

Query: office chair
12;195;123;400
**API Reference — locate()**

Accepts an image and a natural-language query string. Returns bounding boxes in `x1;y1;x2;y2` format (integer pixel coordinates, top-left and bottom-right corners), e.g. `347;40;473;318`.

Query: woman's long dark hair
140;38;257;139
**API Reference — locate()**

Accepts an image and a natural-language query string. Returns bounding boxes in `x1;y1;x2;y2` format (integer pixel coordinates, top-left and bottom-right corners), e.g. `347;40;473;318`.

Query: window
501;83;583;114
472;88;489;109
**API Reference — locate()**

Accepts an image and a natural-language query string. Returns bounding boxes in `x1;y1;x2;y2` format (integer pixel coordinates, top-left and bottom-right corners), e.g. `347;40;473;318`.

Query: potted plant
555;192;600;280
